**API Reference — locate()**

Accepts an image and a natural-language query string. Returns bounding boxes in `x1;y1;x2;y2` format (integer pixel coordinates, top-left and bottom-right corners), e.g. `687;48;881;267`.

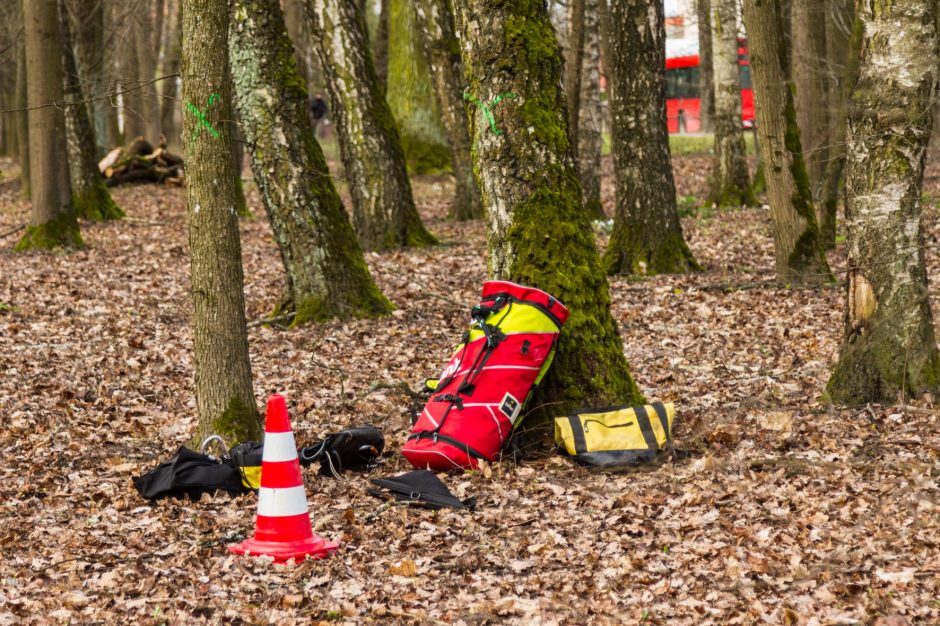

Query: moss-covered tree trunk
791;0;829;206
709;0;755;207
229;0;392;326
452;0;643;421
696;0;715;132
306;0;436;251
576;0;605;220
605;0;699;275
820;0;859;250
743;0;831;285
14;20;29;200
181;0;261;444
386;0;450;173
17;0;82;252
413;0;481;220
59;0;123;222
827;0;940;405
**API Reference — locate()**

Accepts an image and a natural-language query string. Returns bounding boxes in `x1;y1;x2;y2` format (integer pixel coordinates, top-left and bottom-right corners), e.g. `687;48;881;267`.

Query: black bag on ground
368;470;476;510
132;446;247;501
298;425;385;477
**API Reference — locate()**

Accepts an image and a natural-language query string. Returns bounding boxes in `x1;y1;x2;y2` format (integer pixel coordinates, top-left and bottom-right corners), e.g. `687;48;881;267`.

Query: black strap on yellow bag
555;402;675;470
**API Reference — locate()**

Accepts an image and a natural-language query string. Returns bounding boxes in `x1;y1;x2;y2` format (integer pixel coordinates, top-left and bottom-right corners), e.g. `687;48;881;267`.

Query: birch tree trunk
742;0;831;285
181;0;261;444
696;0;715;132
827;0;940;404
451;0;643;420
229;0;392;325
709;0;755;207
59;0;123;222
605;0;699;276
577;0;605;219
791;0;829;204
306;0;436;250
17;0;82;252
820;0;859;250
386;0;450;173
413;0;482;220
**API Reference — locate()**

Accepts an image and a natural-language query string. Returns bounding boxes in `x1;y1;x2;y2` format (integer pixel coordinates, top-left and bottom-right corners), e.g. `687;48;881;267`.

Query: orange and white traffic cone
228;394;337;563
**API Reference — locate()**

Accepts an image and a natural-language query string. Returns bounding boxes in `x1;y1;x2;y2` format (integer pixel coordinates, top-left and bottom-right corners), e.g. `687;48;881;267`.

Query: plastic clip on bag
555;402;675;471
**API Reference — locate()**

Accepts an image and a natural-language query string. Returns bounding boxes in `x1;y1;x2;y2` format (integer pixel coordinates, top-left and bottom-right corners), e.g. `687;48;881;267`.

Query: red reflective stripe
253;512;312;542
259;459;303;489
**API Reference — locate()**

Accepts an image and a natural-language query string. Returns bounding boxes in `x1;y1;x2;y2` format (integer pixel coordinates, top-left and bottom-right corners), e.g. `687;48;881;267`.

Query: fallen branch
0;224;25;240
247;312;294;328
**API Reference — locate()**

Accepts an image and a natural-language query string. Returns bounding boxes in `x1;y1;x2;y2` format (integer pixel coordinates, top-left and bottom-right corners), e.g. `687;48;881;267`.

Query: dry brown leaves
0;157;937;625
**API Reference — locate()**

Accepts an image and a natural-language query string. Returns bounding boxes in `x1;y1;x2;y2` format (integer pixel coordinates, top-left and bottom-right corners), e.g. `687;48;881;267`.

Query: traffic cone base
228;395;338;563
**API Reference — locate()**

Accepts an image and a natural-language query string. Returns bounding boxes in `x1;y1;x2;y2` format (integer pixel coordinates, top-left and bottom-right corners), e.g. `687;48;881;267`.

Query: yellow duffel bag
554;402;675;470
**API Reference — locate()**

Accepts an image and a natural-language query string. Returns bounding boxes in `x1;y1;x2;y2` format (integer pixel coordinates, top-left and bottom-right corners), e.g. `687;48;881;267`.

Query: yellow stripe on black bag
554;402;675;470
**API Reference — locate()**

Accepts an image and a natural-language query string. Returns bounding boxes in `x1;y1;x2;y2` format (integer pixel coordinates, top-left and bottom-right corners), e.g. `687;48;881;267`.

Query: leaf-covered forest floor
0;153;938;625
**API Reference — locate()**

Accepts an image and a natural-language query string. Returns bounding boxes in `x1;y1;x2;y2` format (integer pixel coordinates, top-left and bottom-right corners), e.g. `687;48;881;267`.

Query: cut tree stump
98;136;184;187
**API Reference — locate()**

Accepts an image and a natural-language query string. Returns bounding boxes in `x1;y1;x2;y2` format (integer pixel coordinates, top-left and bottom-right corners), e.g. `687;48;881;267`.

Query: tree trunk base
604;230;702;276
827;333;940;405
14;213;84;251
73;182;125;221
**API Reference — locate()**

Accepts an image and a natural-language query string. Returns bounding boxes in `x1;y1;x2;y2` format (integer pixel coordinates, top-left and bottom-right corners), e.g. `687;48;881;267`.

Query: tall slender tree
708;0;755;207
575;0;605;219
412;0;481;220
565;0;586;155
605;0;699;275
14;16;29;200
181;0;260;443
17;0;82;251
69;0;108;154
696;0;715;131
59;0;123;222
742;0;831;285
229;0;392;325
133;4;162;141
386;0;450;173
451;0;643;419
158;0;181;146
791;0;829;204
827;0;940;404
306;0;436;250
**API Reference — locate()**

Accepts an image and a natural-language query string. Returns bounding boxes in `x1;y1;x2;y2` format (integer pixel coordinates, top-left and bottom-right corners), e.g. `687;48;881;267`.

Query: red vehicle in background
665;38;754;134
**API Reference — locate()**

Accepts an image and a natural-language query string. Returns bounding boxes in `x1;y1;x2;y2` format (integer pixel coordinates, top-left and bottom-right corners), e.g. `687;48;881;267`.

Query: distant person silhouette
310;94;328;138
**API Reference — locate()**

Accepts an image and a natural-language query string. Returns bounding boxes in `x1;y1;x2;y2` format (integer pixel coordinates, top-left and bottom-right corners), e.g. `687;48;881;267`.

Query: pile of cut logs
98;137;184;187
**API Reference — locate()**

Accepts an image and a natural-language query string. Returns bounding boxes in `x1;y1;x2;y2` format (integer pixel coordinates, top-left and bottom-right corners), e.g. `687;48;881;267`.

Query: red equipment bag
402;281;570;471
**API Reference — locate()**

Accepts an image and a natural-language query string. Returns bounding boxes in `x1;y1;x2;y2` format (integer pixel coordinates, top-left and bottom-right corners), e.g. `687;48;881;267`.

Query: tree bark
14;19;29;200
819;0;859;250
283;0;314;92
696;0;715;132
577;0;605;219
229;0;392;325
59;0;123;222
412;0;482;220
181;0;261;444
386;0;450;173
827;0;940;405
565;0;585;156
159;0;181;147
791;0;829;205
132;4;162;141
605;0;699;276
306;0;436;250
68;0;108;155
708;0;755;207
373;0;390;89
742;0;831;285
451;0;643;422
17;0;82;251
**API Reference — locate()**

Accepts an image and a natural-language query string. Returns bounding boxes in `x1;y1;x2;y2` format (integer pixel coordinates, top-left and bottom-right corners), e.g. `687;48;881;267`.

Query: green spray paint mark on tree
464;92;517;135
186;92;221;144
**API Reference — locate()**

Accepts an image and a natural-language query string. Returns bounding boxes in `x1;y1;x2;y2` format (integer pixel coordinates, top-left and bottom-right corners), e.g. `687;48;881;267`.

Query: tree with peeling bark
181;0;261;444
17;0;82;251
451;0;644;422
59;0;123;222
605;0;699;276
306;0;436;251
827;0;940;405
791;0;829;206
708;0;755;207
412;0;481;220
229;0;392;325
742;0;831;285
569;0;605;219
